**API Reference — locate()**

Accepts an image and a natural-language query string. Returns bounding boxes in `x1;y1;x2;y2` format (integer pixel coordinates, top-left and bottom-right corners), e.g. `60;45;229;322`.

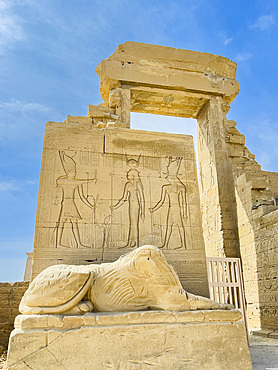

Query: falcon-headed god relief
150;157;187;249
55;151;97;249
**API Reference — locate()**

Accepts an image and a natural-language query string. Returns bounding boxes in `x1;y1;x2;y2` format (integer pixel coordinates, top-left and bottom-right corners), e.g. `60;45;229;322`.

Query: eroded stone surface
7;310;251;370
20;246;226;315
24;40;278;333
96;41;239;117
31;126;209;297
0;283;29;349
14;309;242;329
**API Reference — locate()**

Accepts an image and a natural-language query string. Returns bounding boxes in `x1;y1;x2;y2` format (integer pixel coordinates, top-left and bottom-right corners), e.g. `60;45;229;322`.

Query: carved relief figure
199;163;204;192
150;157;187;249
19;245;231;315
111;157;145;248
55;151;97;248
208;158;215;187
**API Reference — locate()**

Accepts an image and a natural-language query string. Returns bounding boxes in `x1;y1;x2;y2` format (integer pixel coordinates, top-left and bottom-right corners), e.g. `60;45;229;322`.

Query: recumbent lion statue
20;245;231;315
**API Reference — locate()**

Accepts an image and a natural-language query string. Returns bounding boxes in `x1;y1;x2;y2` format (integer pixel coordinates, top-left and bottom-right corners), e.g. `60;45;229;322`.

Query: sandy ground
1;336;277;369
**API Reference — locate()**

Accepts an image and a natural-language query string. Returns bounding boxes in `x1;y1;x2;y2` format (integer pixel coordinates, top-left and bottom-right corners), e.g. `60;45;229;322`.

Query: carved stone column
120;88;131;128
109;88;131;128
197;97;240;258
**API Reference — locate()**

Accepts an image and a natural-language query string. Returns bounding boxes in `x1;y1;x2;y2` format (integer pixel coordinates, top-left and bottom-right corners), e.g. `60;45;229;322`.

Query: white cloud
0;0;8;10
0;180;19;193
218;32;233;46
0;1;25;53
0;180;20;199
0;98;50;114
224;37;233;46
25;180;37;185
250;15;275;31
0;179;37;199
0;98;52;142
234;52;253;63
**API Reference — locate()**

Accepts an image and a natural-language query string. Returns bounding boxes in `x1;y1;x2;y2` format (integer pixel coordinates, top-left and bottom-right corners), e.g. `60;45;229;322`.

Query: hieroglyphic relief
111;156;145;248
199;163;204;192
55;151;97;249
150;157;187;250
32;125;207;295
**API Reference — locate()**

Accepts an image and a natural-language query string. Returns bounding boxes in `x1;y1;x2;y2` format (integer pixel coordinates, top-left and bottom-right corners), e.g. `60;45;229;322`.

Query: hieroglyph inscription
34;127;204;258
52;151;191;251
32;127;207;293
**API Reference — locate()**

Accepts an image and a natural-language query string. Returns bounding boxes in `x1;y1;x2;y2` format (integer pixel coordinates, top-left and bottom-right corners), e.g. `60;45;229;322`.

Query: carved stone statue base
7;310;252;369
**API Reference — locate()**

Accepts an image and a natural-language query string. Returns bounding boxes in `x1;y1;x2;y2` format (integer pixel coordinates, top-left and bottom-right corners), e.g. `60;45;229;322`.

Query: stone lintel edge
14;309;242;330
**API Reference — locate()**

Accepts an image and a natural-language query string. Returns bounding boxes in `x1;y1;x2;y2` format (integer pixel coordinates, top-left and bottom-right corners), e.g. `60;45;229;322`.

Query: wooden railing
206;257;248;336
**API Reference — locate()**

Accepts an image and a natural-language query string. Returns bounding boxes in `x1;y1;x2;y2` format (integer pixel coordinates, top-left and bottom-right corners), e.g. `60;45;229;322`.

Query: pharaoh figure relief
55;151;97;249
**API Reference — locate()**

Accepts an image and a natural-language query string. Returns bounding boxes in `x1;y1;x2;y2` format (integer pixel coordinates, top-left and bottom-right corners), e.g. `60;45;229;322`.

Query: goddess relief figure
150;157;187;249
55;151;97;249
111;157;145;248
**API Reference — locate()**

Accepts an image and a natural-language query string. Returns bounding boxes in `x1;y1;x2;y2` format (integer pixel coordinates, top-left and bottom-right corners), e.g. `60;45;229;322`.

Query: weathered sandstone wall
225;119;278;330
0;282;29;349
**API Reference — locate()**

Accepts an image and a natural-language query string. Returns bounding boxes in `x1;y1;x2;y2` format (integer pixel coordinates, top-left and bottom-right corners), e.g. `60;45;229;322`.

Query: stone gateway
7;41;264;369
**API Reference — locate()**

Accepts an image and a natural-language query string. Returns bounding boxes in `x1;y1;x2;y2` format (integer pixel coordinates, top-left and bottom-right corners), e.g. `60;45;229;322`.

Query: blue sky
1;0;278;281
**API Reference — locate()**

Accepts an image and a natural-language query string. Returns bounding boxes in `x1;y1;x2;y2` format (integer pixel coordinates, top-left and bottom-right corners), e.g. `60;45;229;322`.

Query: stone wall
254;208;278;329
234;172;261;329
225;118;278;330
0;282;29;348
196;110;278;331
31;123;209;297
197;101;240;259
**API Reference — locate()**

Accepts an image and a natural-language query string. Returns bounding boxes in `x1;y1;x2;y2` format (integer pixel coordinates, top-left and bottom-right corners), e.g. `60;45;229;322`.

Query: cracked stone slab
7;310;251;369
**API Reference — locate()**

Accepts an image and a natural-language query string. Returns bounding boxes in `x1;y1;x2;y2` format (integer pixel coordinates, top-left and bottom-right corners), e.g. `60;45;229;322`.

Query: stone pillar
23;253;32;282
120;87;131;128
109;88;131;128
197;98;240;258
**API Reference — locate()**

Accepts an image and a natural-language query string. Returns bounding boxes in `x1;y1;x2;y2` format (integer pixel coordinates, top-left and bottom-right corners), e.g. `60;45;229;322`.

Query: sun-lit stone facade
28;42;277;331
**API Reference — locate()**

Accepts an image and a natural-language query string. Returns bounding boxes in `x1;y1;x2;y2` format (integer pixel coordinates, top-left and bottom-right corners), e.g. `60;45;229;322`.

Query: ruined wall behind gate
225;119;278;330
255;209;278;329
197;103;278;330
31;122;209;297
